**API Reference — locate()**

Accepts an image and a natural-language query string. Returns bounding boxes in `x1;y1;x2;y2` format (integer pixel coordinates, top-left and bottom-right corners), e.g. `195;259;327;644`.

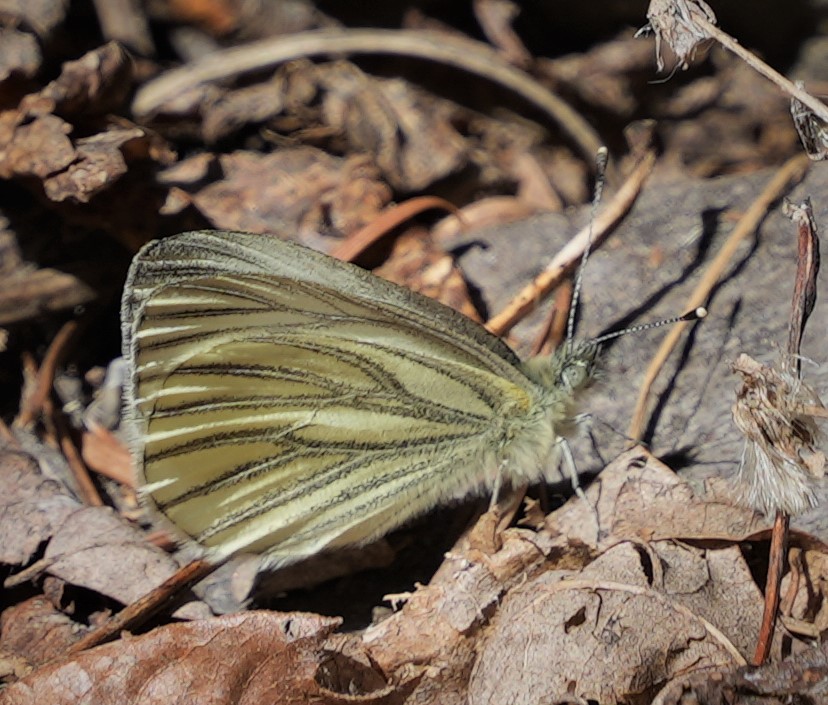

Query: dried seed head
637;0;717;71
732;353;825;516
790;81;828;161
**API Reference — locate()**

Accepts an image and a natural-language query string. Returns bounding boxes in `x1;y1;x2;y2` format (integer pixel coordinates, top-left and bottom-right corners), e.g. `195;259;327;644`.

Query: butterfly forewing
123;231;547;566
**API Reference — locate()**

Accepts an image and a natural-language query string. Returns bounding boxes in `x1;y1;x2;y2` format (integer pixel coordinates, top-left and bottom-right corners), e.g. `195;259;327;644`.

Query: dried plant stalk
732;353;825;516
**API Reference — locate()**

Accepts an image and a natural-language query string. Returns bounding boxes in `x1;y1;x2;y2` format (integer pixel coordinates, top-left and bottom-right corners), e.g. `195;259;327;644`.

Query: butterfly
121;229;606;569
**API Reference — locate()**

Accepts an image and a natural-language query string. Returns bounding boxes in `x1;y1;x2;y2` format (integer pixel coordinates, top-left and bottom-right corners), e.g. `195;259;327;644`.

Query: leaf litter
2;1;828;703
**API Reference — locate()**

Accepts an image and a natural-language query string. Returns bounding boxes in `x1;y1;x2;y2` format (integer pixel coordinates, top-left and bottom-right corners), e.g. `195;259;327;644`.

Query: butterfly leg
559;437;600;532
488;469;503;511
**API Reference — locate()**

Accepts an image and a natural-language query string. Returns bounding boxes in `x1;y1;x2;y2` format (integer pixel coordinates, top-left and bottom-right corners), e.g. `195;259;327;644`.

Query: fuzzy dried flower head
790;81;828;161
732;353;825;516
638;0;717;71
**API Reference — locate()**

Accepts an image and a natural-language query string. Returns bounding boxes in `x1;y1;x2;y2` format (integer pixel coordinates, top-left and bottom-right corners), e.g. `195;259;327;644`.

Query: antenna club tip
590;305;707;346
683;306;707;321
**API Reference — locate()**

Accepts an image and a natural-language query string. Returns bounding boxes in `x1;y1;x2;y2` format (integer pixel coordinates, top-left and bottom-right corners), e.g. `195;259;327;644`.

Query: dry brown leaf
0;28;41;82
0;597;81;669
0;113;74;180
156;152;217;186
0;266;96;327
542;33;655;115
1;612;372;705
0;44;134;188
469;570;742;704
191;148;392;241
42;127;148;203
182;56;471;192
373;229;481;322
1;447;212;641
659;58;797;176
583;541;767;659
80;426;132;486
357;451;781;703
362;541;520;702
319;62;467;191
202;73;294;143
0;451;81;566
29;42;131;117
784;547;828;633
171;58;320;143
653;641;828;704
545;449;769;550
2;446;806;701
0;41;176;233
42;507;185;608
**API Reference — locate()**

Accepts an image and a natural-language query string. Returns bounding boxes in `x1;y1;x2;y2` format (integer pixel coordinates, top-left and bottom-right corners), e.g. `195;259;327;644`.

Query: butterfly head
558;340;601;394
520;340;600;397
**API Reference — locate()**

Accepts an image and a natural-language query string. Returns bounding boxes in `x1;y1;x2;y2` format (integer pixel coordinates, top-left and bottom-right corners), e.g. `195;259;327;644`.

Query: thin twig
43;396;104;507
696;16;828;125
15;321;78;429
753;511;789;665
66;558;217;654
529;280;572;357
330;196;461;262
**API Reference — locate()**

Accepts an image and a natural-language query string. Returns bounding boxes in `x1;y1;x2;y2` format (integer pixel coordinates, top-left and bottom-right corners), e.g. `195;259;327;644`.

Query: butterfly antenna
590;307;708;347
566;147;609;353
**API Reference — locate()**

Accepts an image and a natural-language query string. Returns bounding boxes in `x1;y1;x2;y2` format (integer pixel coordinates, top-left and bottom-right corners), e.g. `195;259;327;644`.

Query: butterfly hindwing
123;231;545;566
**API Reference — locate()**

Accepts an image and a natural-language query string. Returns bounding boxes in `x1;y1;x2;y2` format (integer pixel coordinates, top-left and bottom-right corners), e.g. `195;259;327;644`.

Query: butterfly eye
561;365;583;391
560;360;590;393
